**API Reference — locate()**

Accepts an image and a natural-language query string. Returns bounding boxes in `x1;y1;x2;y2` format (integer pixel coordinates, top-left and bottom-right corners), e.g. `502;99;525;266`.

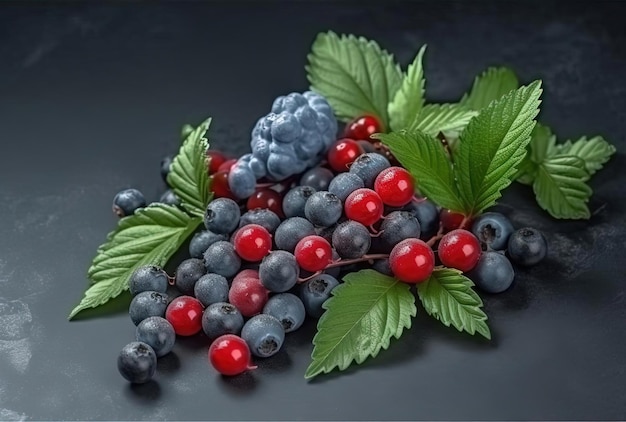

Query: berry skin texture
440;209;467;231
332;220;371;259
282;186;316;218
112;188;146;218
294;235;333;272
202;302;245;340
344;188;384;227
128;265;168;296
204;198;241;235
379;211;421;252
262;293;306;333
135;316;176;357
304;191;343;227
471;212;515;251
404;198;439;239
194;273;229;307
468;251;515;293
233;224;272;262
507;227;547;266
239;209;281;234
241;314;285;358
300;167;335;191
129;291;169;326
327;138;364;173
438;229;482;272
209;334;255;376
206;150;227;175
300;274;340;318
374;166;415;207
389;238;435;284
259;250;300;292
246;188;284;218
174;258;206;296
189;230;228;259
274;217;316;252
203;240;241;278
344;115;383;140
159;189;180;206
328;172;364;202
228;276;270;317
211;171;237;200
117;341;157;384
165;296;204;336
349;152;391;188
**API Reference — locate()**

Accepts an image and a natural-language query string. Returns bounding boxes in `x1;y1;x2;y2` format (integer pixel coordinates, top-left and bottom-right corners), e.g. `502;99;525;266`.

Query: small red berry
440;209;468;231
438;229;481;272
374;166;415;207
206;150;227;175
211;171;237;200
233;224;272;262
165;296;204;336
228;277;269;317
246;188;284;218
232;269;260;285
344;115;383;141
217;158;238;174
294;235;333;272
344;188;384;226
327;138;364;172
209;334;256;376
389;238;435;284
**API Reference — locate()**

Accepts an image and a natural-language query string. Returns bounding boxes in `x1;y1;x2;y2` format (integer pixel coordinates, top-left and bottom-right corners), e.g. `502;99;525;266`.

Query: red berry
440;209;468;231
389;238;435;283
165;296;204;336
374;166;415;207
228;277;269;317
344;188;384;226
208;334;256;376
211;171;237;200
232;269;259;285
246;188;284;218
206;150;227;175
327;138;364;172
438;229;481;272
294;235;333;272
233;224;272;262
217;158;238;173
344;115;383;141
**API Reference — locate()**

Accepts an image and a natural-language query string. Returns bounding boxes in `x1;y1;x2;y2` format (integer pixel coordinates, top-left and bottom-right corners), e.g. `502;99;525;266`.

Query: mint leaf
167;118;213;218
409;103;477;136
69;205;201;319
388;45;427;131
305;269;416;379
374;130;465;212
455;81;543;216
460;67;519;110
533;155;591;219
555;135;616;176
306;31;402;128
515;122;556;184
417;268;491;339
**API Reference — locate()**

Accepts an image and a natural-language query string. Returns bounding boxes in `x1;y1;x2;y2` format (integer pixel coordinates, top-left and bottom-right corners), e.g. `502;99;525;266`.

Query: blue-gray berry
113;188;146;217
189;230;228;259
262;293;306;333
135;316;175;357
203;240;241;278
241;314;285;358
202;302;244;340
128;265;168;296
204;198;241;234
129;291;169;326
194;273;229;307
174;258;206;296
117;341;157;384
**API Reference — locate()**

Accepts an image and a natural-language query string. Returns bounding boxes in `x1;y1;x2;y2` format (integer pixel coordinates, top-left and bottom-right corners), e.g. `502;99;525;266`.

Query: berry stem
297;253;391;283
426;222;445;247
459;216;471;230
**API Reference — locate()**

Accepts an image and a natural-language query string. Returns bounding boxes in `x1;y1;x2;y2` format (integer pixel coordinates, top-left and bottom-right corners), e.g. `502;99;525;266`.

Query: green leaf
409;103;478;136
417;268;491;339
69;205;201;319
305;270;416;379
460;67;519;110
306;31;403;128
455;81;543;215
374;131;465;212
516;122;555;184
533;155;592;219
167;118;213;218
388;45;427;131
555;135;616;176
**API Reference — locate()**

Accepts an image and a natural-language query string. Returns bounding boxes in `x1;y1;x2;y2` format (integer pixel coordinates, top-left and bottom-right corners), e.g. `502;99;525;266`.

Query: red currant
233;224;272;262
344;188;384;226
438;229;481;272
206;150;227;175
165;296;204;336
208;334;256;376
246;188;284;218
344;115;383;140
211;171;237;200
294;235;333;272
389;238;435;284
327;138;364;172
217;158;238;173
440;209;468;231
228;276;269;317
374;166;415;207
232;269;259;285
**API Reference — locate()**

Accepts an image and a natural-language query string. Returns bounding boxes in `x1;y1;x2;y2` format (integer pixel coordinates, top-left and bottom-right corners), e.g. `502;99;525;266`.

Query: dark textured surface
0;1;625;420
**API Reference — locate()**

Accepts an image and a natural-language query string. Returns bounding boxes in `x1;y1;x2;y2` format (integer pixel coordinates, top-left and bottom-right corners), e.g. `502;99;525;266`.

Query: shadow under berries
125;380;162;402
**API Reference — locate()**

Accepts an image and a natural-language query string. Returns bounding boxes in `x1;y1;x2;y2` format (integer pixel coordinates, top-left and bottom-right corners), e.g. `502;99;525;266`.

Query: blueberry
274;217;316;252
379;211;421;251
332;220;371;259
357;140;377;154
202;302;244;340
304;191;343;227
135;316;175;357
324;249;342;279
241;314;285;358
372;258;393;276
204;198;241;234
160;156;173;183
117;342;157;384
203;240;241;278
471;212;514;250
262;293;306;333
228;163;257;199
300;167;334;191
194;273;229;307
259;250;299;293
328;172;364;202
507;227;547;266
159;189;180;206
128;265;168;296
283;186;316;218
174;258;206;296
349;153;391;187
404;198;439;239
468;251;515;293
113;188;146;217
189;230;228;259
300;274;340;318
239;209;281;234
129;291;169;326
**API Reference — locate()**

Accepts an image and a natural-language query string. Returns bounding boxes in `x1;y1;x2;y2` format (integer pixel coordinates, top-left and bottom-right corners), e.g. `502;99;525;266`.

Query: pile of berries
114;105;547;384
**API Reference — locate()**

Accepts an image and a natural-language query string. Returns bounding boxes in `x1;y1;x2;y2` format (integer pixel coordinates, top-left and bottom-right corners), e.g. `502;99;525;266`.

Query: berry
357;140;377;153
349;152;391;188
202;302;244;339
159;189;180;206
332;220;371;259
165;296;204;336
438;229;481;272
135;316;176;357
232;269;260;285
233;224;272;262
372;258;393;276
471;212;515;251
211;171;237;200
507;227;547;266
194;273;229;307
389;238;434;283
344;115;383;140
282;186;316;218
160;156;173;183
300;274;339;318
239;208;281;234
440;209;467;231
129;291;169;326
189;230;228;259
328;172;364;202
204;198;241;234
468;251;515;293
300;166;335;191
217;158;238;173
174;258;206;296
304;191;343;227
112;188;146;217
327;138;364;172
374;166;415;207
128;265;168;296
262;293;306;333
294;235;333;272
379;211;421;251
344;188;384;226
259;250;300;292
208;334;255;376
228;161;257;199
274;217;316;252
117;342;157;384
228;276;269;317
246;188;284;218
206;150;227;175
203;240;241;278
241;314;285;358
403;198;439;239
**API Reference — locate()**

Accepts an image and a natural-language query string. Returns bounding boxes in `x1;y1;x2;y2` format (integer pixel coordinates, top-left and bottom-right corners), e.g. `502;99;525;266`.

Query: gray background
0;1;625;420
